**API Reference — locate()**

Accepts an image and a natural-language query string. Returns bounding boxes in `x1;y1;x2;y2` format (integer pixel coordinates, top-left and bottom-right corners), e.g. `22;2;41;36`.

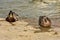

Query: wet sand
0;18;60;40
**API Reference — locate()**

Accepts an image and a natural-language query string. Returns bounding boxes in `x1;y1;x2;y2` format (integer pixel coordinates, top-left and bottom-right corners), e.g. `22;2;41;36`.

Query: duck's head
8;10;14;17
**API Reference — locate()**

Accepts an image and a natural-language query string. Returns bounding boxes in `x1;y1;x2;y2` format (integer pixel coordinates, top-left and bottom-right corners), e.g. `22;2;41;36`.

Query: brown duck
6;11;18;23
39;16;51;32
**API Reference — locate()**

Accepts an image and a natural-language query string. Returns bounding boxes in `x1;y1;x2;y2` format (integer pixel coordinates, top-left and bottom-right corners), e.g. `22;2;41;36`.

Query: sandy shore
0;18;60;40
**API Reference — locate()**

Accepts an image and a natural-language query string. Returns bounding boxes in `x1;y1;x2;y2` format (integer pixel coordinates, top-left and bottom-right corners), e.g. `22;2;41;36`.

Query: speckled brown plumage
39;16;51;28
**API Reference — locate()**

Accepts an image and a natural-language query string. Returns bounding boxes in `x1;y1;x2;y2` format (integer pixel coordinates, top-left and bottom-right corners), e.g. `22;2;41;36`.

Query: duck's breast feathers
6;17;16;22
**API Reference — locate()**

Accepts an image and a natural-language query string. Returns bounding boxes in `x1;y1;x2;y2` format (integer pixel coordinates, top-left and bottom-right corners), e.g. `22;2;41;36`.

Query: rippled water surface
0;0;59;18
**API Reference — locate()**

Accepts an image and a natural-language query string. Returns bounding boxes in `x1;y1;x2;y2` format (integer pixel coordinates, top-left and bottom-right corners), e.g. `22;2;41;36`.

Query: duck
6;11;18;23
39;16;51;32
39;16;51;28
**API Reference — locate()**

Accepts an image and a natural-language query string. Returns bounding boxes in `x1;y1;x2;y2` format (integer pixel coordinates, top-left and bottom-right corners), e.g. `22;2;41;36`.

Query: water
0;0;59;18
0;0;60;25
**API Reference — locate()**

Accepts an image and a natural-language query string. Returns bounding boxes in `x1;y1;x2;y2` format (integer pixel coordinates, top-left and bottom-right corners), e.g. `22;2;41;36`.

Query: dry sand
0;18;60;40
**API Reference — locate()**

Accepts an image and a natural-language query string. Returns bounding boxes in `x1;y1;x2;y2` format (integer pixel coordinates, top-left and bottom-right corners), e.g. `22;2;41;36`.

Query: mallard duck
39;16;51;28
39;16;51;32
6;11;18;22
